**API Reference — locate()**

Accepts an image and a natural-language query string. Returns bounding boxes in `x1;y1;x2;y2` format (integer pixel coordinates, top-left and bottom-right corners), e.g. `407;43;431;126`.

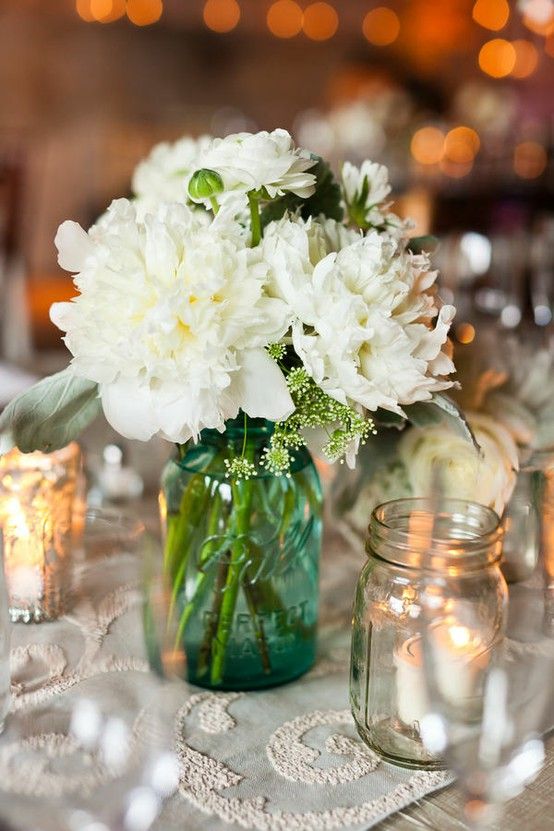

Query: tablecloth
0;521;551;831
0;524;458;831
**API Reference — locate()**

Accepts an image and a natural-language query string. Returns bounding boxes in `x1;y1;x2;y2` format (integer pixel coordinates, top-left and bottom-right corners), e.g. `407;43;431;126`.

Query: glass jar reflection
501;467;541;584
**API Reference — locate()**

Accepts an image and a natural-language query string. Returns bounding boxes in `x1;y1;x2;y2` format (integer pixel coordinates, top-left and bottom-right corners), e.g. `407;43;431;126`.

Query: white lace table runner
0;533;456;831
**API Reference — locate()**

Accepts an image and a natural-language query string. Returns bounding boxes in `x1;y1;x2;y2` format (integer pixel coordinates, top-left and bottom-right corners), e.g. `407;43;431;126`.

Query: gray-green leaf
404;394;479;450
0;367;101;454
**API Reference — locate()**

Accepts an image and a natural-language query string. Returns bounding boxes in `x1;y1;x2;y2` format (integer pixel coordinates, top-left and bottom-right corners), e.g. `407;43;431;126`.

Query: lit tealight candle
0;444;82;622
3;498;45;605
394;619;489;729
394;634;428;728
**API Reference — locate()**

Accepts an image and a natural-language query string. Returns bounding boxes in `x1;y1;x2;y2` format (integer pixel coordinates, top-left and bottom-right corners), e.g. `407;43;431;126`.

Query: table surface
376;733;554;831
0;476;553;831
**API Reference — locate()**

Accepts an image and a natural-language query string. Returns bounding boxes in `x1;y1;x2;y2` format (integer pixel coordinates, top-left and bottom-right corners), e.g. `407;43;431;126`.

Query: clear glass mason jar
0;533;10;732
0;443;82;622
155;416;322;691
350;498;507;769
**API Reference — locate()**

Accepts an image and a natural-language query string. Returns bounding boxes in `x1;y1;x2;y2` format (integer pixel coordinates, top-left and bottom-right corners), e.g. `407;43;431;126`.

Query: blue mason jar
158;416;322;690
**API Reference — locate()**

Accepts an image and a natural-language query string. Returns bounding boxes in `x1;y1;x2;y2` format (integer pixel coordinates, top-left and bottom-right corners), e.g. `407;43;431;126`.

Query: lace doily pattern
174;692;450;831
266;709;380;785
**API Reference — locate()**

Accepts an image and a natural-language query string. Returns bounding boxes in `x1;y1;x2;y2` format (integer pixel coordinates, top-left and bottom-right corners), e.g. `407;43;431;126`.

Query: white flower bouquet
1;129;457;467
0;129;462;688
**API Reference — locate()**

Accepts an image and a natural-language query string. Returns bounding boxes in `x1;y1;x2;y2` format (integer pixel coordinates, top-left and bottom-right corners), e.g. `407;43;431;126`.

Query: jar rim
368;497;503;570
0;441;81;470
201;416;274;442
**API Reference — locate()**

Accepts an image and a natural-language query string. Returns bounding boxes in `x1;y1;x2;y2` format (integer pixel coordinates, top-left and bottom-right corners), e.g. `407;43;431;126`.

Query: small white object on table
395;620;490;727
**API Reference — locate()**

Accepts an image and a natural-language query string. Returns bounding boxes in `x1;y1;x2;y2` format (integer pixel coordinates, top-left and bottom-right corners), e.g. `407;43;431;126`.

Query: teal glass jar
159;416;322;691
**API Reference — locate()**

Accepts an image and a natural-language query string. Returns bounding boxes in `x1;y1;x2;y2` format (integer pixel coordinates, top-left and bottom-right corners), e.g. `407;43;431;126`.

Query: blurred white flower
398;412;518;516
51;199;293;443
341;160;412;238
263;219;455;416
483;392;537;448
455;336;554;452
494;345;554;451
132;135;212;217
342;160;391;210
190;129;317;200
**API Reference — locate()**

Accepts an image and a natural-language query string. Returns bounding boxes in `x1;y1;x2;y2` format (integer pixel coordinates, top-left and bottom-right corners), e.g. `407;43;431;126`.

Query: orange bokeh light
410;126;445;165
444;126;480;164
440;157;474;178
75;0;95;21
472;0;510;31
76;0;125;22
91;0;125;21
546;34;554;56
362;7;400;46
203;0;240;33
478;38;516;77
126;0;163;26
511;39;539;77
514;141;548;178
303;2;339;41
267;0;303;38
456;322;476;344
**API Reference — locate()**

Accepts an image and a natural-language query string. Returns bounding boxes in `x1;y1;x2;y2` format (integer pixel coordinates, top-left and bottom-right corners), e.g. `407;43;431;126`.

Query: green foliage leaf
373;408;406;430
404;394;479;449
0;367;101;454
407;235;439;255
261;157;344;228
302;157;344;221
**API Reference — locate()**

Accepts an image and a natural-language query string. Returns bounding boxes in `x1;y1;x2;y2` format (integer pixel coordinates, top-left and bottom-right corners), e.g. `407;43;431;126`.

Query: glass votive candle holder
0;533;10;731
501;467;541;584
0;443;82;622
350;497;507;769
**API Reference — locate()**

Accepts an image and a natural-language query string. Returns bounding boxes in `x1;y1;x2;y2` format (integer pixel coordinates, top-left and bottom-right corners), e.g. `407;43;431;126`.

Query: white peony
263;218;455;416
50;199;293;443
190;129;317;200
132;135;212;216
398;412;518;516
307;216;362;260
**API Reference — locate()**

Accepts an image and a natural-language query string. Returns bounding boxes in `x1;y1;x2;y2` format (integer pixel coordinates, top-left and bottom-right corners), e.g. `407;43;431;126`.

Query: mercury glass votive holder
0;443;82;622
350;498;507;769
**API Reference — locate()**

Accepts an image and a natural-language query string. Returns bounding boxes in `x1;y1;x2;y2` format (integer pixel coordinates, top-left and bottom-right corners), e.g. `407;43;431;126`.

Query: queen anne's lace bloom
190;129;317;201
51;199;293;443
263;217;455;416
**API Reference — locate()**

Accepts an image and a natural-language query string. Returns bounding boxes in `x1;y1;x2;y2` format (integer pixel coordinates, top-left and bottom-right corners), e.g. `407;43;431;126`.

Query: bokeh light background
0;0;552;348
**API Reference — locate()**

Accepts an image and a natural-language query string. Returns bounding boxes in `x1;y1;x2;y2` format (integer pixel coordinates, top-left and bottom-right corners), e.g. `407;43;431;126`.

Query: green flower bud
188;168;224;201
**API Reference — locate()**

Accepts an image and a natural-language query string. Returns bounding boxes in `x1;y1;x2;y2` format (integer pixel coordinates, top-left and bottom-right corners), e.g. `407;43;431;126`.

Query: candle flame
449;624;472;649
3;498;30;538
